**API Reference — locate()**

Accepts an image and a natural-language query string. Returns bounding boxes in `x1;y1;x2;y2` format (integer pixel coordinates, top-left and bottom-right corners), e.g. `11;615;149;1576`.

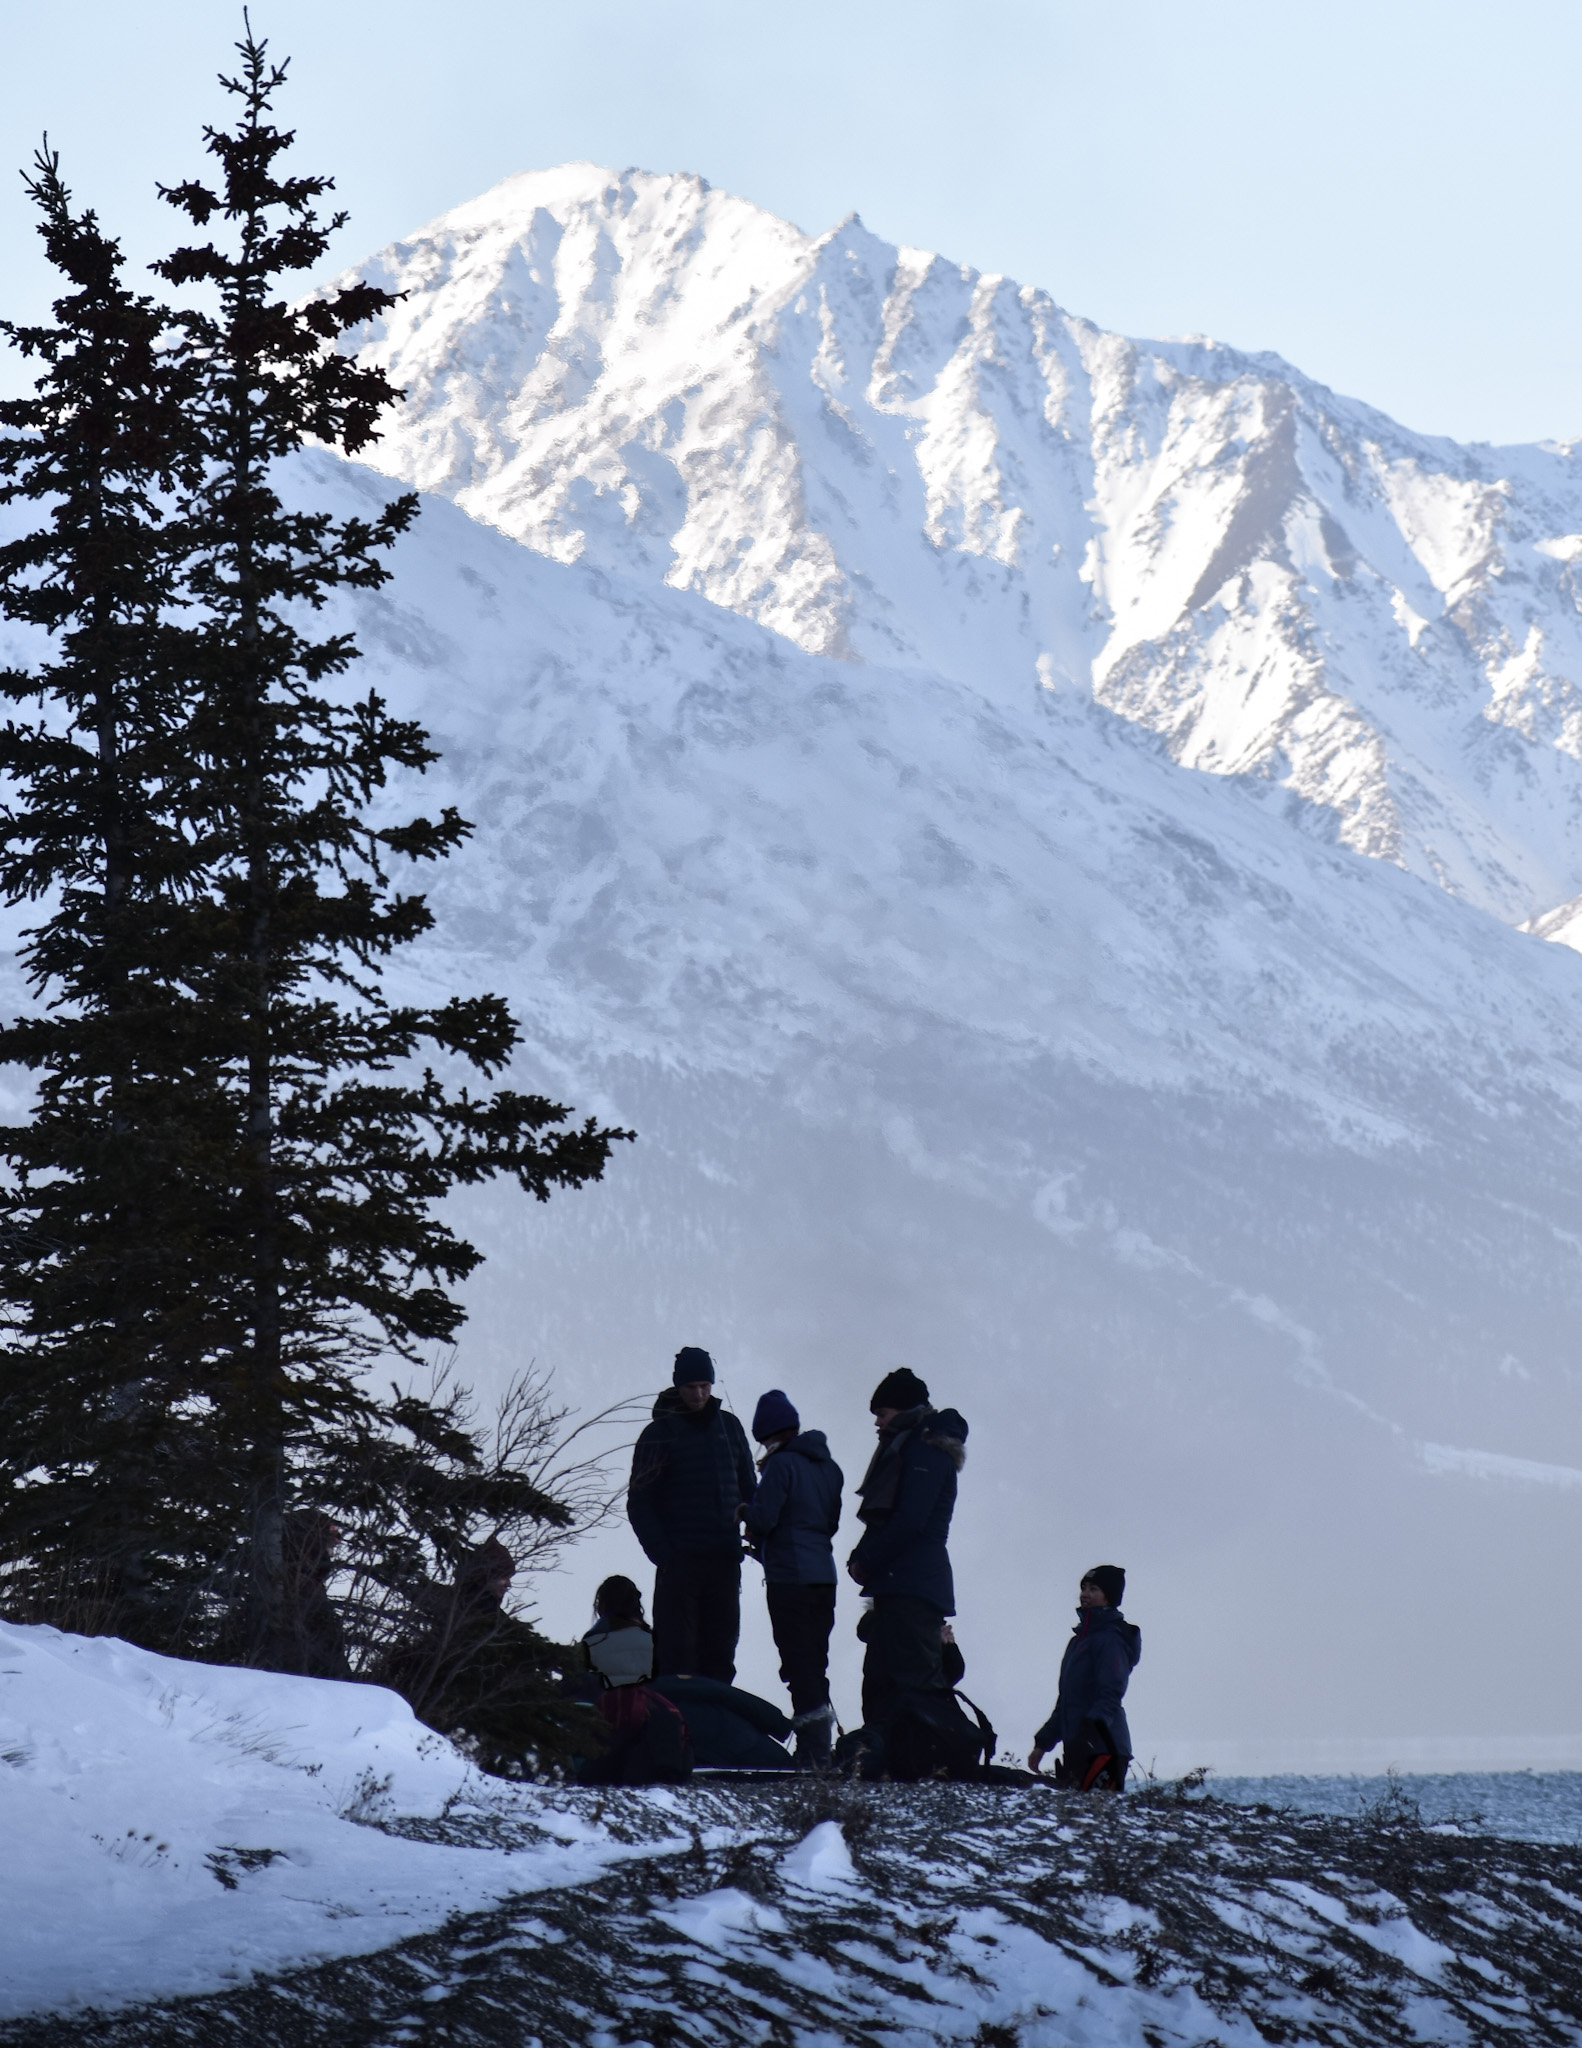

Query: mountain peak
333;162;1582;929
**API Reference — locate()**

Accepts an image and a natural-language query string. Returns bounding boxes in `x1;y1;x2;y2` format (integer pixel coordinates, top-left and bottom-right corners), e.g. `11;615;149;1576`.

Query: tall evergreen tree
0;147;221;1641
0;36;629;1667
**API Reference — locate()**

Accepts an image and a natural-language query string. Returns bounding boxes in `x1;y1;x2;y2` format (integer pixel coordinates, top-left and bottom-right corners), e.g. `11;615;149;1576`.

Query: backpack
835;1687;996;1782
582;1683;694;1786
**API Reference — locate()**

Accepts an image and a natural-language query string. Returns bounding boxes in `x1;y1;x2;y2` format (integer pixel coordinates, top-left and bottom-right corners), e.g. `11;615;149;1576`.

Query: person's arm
742;1454;791;1539
730;1415;757;1511
626;1422;672;1564
1027;1703;1061;1773
849;1442;948;1577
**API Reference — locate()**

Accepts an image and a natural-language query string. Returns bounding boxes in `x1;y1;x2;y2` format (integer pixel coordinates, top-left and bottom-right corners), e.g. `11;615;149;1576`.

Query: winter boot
791;1703;835;1769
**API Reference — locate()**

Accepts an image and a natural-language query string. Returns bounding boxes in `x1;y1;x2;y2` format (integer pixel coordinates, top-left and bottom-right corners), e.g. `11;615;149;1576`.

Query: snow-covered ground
6;1616;1582;2039
0;1621;669;2020
5;1621;1580;2046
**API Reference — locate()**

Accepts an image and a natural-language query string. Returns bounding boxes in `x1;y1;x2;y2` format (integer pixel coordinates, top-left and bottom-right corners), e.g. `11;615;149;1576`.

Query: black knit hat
1083;1564;1126;1609
673;1345;716;1385
870;1367;929;1414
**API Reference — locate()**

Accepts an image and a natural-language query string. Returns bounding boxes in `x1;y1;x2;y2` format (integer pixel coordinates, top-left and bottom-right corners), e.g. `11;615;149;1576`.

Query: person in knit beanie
847;1369;969;1730
627;1345;757;1682
751;1389;799;1442
1028;1566;1141;1791
743;1389;843;1766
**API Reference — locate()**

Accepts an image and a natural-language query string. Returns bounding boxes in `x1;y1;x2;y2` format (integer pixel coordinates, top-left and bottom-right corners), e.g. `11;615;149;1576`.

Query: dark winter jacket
848;1404;968;1614
648;1674;794;1769
627;1390;758;1565
742;1429;843;1585
1033;1605;1141;1759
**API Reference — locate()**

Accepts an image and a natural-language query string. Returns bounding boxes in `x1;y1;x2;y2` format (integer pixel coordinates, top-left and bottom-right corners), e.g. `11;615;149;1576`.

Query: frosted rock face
333;165;1582;927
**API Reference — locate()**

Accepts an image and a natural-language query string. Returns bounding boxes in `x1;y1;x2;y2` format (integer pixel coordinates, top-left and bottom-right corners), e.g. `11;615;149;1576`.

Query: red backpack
590;1683;693;1785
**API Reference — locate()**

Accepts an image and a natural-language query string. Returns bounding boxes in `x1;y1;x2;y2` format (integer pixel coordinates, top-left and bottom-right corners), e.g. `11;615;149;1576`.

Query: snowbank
0;1621;647;2018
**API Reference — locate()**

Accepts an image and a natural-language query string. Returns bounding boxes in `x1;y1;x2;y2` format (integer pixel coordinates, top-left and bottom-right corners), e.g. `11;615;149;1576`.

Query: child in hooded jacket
1028;1565;1140;1791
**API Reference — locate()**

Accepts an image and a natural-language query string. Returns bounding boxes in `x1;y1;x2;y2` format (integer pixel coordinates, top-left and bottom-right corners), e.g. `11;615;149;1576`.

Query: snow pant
766;1582;837;1758
652;1551;741;1683
860;1593;947;1727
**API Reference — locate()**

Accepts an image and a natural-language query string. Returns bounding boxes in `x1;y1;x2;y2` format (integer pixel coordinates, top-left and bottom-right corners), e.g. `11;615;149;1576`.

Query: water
1207;1771;1582;1844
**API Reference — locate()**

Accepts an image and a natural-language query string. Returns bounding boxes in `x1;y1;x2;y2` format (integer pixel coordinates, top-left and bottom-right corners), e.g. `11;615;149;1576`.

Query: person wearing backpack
846;1368;968;1729
574;1576;693;1786
742;1388;843;1766
579;1574;655;1688
1027;1565;1140;1791
627;1346;757;1682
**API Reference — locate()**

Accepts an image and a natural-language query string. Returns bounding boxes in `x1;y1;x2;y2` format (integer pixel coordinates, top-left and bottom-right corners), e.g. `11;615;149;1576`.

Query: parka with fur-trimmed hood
847;1403;968;1613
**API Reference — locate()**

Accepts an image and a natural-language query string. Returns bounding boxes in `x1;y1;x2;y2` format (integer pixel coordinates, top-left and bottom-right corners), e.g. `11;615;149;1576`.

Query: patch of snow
0;1621;654;2019
778;1818;858;1891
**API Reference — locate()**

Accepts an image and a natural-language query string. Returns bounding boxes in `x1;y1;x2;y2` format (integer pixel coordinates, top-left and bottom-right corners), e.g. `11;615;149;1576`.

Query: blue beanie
751;1389;799;1442
673;1345;715;1385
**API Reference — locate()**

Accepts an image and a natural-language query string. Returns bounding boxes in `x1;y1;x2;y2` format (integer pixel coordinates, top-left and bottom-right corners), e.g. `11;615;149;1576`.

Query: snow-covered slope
0;1620;646;2017
332;165;1582;927
277;452;1582;1762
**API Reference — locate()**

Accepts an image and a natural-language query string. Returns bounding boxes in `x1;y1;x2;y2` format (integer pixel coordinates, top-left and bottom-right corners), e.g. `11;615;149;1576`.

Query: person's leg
767;1583;834;1718
860;1622;893;1729
792;1583;837;1762
694;1553;741;1682
863;1594;946;1724
652;1558;702;1677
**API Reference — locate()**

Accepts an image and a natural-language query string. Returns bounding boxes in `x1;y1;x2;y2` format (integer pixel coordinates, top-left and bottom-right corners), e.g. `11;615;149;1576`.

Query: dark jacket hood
651;1387;720;1422
786;1429;831;1461
923;1407;968;1470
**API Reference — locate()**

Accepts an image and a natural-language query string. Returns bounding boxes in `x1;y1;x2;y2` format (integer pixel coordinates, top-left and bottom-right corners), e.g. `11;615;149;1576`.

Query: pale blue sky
1;1;1576;444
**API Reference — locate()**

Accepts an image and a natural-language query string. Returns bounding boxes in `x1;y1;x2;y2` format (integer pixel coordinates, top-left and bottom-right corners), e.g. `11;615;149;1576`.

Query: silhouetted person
574;1575;692;1787
847;1368;968;1728
579;1574;654;1689
269;1509;350;1679
627;1346;756;1682
1028;1565;1139;1791
743;1388;842;1765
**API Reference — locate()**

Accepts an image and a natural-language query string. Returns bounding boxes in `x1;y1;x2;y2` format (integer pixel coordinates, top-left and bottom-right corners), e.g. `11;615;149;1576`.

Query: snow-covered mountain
334;165;1582;929
285;446;1582;1767
8;165;1582;1764
303;169;1582;1762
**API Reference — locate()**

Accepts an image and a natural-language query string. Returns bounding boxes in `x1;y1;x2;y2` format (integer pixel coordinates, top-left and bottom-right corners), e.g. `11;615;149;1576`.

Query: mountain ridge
329;164;1582;928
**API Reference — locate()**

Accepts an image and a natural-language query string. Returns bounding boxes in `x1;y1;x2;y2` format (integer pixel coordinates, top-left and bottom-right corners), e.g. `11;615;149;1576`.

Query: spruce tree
0;35;629;1670
0;148;220;1642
